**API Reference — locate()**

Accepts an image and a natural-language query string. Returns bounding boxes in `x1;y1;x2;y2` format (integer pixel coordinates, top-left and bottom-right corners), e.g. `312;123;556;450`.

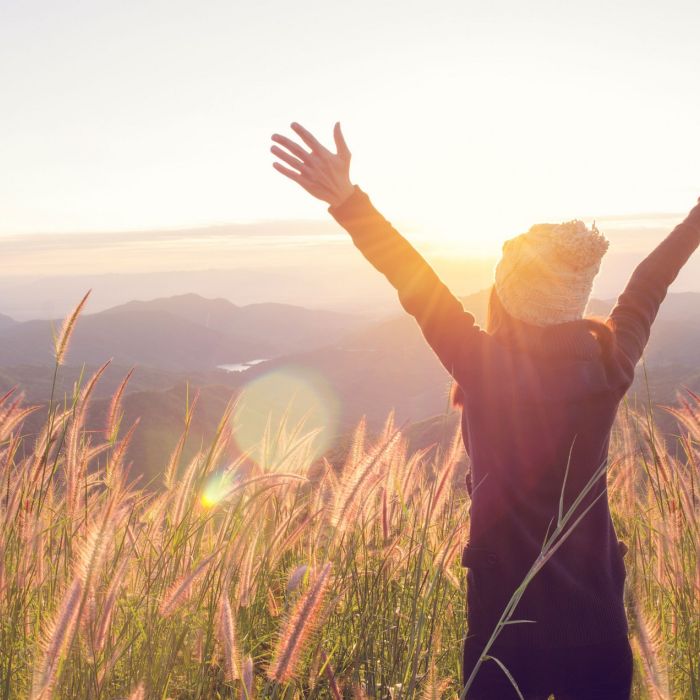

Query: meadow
0;298;698;699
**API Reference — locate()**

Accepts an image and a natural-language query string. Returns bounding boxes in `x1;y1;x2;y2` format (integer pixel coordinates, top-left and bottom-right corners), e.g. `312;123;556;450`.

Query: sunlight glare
200;470;235;508
231;367;339;469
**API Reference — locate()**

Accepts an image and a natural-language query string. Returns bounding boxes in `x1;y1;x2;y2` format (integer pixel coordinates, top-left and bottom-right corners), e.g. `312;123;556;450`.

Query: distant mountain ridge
0;294;367;371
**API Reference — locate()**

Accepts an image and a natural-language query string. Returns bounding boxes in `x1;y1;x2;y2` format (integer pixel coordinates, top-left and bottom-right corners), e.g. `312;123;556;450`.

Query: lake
217;358;268;373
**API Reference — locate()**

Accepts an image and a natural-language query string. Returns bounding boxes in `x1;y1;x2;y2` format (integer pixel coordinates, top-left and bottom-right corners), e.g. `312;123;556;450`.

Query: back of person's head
494;219;609;325
450;220;613;409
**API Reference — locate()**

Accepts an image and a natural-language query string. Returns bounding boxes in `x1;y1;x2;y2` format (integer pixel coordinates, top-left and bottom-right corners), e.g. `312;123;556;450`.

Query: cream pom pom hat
494;220;610;327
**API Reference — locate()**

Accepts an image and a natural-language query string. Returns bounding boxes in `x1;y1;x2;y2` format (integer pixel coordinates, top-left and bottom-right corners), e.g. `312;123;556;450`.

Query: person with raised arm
271;122;699;699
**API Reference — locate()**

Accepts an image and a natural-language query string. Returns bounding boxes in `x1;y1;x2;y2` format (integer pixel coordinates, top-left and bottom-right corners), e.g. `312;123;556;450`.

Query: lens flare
232;366;339;469
200;470;233;508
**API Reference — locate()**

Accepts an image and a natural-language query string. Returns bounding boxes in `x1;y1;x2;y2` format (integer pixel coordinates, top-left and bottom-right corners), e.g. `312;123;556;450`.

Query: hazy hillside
0;294;366;371
0;309;269;370
107;295;368;353
0;363;242;403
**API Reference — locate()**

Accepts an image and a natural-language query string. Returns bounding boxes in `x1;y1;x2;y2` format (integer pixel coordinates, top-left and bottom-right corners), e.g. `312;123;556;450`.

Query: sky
1;0;699;257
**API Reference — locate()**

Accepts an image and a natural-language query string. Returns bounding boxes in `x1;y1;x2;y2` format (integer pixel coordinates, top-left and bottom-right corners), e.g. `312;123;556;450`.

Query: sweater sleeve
328;186;485;386
609;197;700;376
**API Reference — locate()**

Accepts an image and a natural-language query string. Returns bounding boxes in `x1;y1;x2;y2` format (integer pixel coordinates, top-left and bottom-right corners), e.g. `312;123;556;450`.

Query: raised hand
271;122;355;207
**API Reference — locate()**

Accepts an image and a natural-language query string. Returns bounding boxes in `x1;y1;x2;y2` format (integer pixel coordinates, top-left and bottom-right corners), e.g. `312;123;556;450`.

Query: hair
449;286;615;409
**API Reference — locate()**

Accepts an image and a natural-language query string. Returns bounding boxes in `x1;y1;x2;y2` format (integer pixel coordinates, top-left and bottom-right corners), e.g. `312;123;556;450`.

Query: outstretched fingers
272;161;335;200
333;122;351;159
271;133;311;162
290;122;330;155
270;145;305;173
272;161;302;183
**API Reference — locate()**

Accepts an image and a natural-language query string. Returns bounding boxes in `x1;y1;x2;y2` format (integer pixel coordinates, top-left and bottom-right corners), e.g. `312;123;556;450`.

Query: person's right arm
270;122;485;388
327;185;484;384
609;197;700;376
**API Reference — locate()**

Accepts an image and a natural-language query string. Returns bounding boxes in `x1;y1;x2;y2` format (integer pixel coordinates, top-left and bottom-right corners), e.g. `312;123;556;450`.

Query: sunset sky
2;0;699;256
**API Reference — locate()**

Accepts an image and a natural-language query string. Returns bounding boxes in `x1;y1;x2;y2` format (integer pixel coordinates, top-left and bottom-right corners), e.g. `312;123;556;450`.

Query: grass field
0;301;698;699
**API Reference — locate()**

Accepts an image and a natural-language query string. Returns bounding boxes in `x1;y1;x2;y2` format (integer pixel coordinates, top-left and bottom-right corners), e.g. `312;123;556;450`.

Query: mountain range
0;294;367;371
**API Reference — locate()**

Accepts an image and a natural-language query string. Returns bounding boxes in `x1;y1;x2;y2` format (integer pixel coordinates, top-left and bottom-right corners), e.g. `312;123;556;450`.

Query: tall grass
0;305;697;699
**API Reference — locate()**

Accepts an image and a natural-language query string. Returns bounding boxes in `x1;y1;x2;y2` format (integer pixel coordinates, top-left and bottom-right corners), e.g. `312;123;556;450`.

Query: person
270;122;700;699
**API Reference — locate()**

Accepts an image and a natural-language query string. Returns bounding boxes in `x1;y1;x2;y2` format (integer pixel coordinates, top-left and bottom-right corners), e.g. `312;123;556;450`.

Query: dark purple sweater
329;188;700;648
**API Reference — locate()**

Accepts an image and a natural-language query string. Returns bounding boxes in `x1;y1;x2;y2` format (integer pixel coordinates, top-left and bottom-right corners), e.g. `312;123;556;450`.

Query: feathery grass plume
267;562;332;684
352;681;369;699
81;592;97;637
426;426;462;525
75;496;121;594
375;537;405;580
127;682;145;700
163;431;188;491
341;415;366;477
28;406;71;488
105;367;134;439
319;648;343;700
672;455;698;533
237;532;259;608
203;400;234;471
172;453;204;526
380;431;408;541
421;656;452;700
16;511;38;590
94;558;129;653
241;655;254;700
270;424;323;482
159;553;216;617
64;360;111;517
0;423;22;483
267;509;306;568
0;400;40;440
381;483;391;542
163;391;200;489
75;359;111;413
31;578;83;700
0;545;6;600
398;445;433;506
321;457;340;504
380;409;396;442
268;508;323;573
631;596;670;700
33;517;46;588
218;593;241;680
665;389;700;437
308;647;321;689
3;457;30;533
331;430;401;532
95;635;130;690
0;385;17;408
434;520;468;588
104;419;140;489
267;587;280;617
286;564;309;594
656;512;669;587
54;290;91;365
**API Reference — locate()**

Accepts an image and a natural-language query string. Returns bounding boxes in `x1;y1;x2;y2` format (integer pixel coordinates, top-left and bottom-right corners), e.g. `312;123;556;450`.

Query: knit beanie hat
494;220;609;327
